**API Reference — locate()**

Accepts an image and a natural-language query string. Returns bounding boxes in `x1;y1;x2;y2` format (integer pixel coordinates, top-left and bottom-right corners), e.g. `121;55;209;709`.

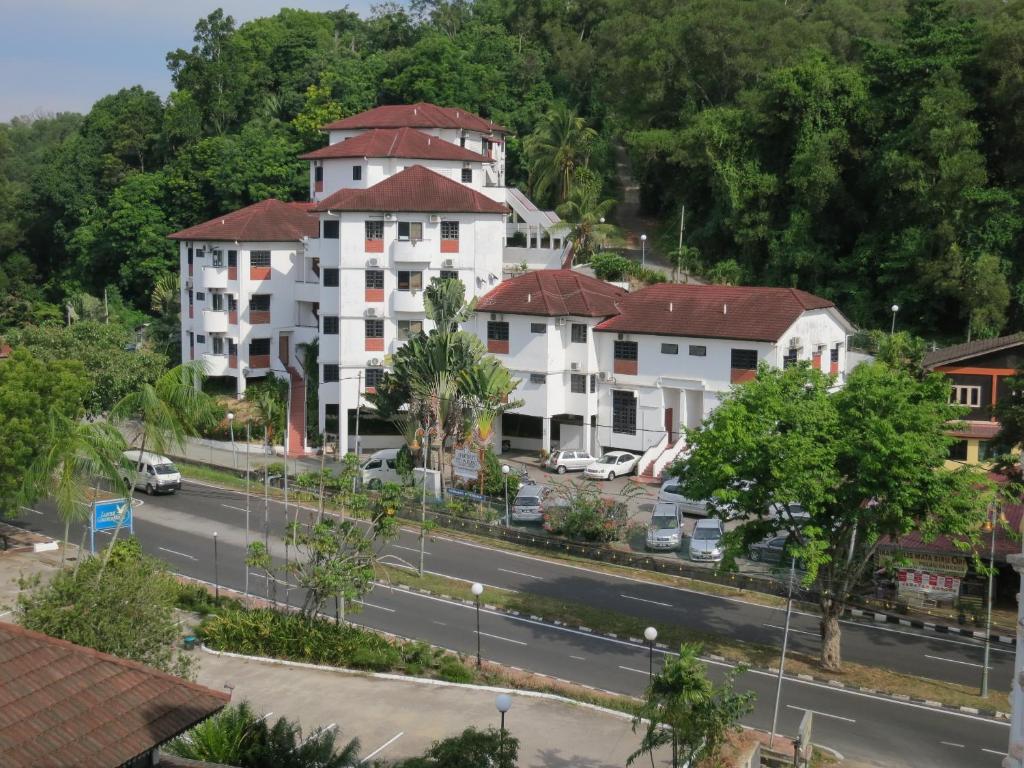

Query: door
664;408;674;443
279;335;289;366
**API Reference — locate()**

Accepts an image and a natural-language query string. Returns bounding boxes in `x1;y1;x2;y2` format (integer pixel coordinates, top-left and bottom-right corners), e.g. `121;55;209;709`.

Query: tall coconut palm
22;413;128;565
524;103;598;205
459;358;523;498
103;361;217;569
557;182;616;265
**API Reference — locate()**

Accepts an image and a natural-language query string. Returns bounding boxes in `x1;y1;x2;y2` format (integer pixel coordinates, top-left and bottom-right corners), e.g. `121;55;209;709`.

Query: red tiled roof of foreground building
168;199;319;242
313;165;507;214
879;503;1024;564
594;284;840;342
323;102;506;134
0;622;229;768
477;269;627;318
300;127;489;163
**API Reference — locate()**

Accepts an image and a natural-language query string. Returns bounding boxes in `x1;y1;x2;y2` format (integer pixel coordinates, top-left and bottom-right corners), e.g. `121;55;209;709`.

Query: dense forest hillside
1;0;1022;342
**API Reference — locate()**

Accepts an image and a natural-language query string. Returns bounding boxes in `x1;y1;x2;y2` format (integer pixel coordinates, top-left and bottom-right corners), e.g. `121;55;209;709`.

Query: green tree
0;349;90;517
18;539;194;678
555;168;615;265
676;361;987;670
629;643;754;767
394;726;518;768
523;103;597;205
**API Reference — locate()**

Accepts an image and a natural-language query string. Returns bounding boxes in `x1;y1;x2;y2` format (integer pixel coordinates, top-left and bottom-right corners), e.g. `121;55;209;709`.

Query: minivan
122;450;181;495
546;449;596;474
361;448;401;488
511;484;548;522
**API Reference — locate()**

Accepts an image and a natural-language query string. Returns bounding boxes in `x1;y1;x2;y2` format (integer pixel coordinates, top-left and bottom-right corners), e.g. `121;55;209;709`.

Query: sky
0;1;377;122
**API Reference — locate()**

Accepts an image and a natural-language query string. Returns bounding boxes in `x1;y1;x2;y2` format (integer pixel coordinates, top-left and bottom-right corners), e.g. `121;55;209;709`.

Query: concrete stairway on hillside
286;366;306;458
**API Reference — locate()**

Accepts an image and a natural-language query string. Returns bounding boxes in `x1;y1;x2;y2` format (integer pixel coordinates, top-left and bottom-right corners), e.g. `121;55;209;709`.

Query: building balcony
440;239;459;254
228;310;238;325
392;290;425;313
249;310;271;325
487;339;509;355
365;238;384;253
391;240;432;264
613;359;638;376
250;266;272;281
294;280;319;304
200;265;228;290
202;310;229;333
202;353;231;376
249;355;271;369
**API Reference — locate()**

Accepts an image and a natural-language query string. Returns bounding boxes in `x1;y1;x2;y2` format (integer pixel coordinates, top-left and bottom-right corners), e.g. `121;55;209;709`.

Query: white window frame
950;385;981;408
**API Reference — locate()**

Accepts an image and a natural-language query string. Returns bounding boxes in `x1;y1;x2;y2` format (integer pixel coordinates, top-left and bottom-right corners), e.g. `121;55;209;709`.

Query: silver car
645;502;683;551
689;518;725;562
657;479;711;516
511;484;548;522
546;449;596;474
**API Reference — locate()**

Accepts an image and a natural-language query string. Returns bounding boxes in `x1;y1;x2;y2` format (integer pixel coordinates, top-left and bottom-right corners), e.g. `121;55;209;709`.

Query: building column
542;417;551;455
236;371;247;399
1003;550;1024;768
583;418;593;458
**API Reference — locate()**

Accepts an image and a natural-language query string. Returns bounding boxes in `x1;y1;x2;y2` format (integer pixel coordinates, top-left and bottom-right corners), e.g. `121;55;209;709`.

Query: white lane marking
570;655;586;661
361;731;404;763
19;506;43;515
432;620;447;627
498;567;544;580
381;588;1012;727
354;600;395;613
619;593;672;608
0;611;11;618
158;547;197;561
786;705;855;724
940;742;964;748
618;665;650;675
393;544;430;556
222;504;249;513
925;654;989;669
248;571;290;586
476;630;527;646
982;748;1008;756
763;623;819;637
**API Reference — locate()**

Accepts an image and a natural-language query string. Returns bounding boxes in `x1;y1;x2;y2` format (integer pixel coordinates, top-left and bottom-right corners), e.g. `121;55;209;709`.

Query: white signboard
453;448;481;480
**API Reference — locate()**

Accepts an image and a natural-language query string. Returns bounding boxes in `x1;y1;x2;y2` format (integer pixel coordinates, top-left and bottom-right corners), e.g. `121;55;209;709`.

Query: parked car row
544;449;640;479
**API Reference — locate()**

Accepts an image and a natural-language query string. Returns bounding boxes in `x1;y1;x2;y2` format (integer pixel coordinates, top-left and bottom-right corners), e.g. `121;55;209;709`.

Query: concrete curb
845;606;1014;647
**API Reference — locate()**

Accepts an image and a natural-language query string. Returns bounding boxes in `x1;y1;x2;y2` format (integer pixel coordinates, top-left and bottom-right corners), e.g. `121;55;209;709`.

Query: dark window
352;165;362;181
590;374;597;393
325;403;340;435
196;292;205;301
211;249;224;266
397;271;423;291
783;348;798;368
187;290;194;305
661;343;679;355
948;440;968;462
530;373;546;384
323;316;339;335
228;339;237;355
227;294;237;310
212;337;224;355
365;270;384;289
196;334;206;344
531;323;546;334
314;166;323;183
211;293;224;311
365;220;384;240
487;321;509;341
249;338;271;355
571;323;587;343
979;440;996;462
612;390;637;435
614;340;638;361
323;364;340;383
187;247;193;263
570;374;586;393
731;349;758;370
250;250;271;267
441;221;459;240
195;249;205;259
689;345;706;357
440;270;459;281
365;368;384;389
830;345;840;363
323;268;339;287
249;294;270;312
365;319;384;338
397;320;423;340
323;220;339;239
398;221;423;241
228;250;237;267
461;168;472;183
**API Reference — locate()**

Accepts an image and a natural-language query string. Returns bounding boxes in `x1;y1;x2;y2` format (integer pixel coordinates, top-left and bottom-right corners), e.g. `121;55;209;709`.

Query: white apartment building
472;271;855;475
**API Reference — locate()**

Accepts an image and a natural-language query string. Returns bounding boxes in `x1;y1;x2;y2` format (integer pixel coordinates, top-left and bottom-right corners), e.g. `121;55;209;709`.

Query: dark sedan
747;535;791;563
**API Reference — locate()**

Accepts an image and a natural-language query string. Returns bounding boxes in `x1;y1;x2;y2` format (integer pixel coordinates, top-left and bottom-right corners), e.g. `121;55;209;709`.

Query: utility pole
1003;544;1024;767
678;204;685;251
355;370;363;459
770;556;797;748
244;420;251;600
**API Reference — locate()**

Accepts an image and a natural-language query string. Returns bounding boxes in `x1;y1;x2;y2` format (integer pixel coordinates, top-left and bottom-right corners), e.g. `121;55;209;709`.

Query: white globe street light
227;412;237;468
640;233;648;268
471;582;484;667
501;464;511;527
890;304;900;335
496;694;513;762
644;626;658;678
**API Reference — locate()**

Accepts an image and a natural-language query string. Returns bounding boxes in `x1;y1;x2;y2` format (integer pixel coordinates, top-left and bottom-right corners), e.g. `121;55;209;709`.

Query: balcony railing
487;339;509;355
365;337;384;352
613;359;637;376
202;309;228;334
730;368;756;384
250;310;271;325
249;355;270;369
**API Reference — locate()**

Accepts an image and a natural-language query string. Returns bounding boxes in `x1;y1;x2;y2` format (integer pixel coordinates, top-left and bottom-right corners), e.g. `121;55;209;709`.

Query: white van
360;448;402;488
122;450;181;495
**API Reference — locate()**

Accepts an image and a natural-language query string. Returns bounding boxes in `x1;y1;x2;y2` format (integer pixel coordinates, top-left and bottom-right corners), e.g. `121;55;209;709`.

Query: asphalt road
12;481;1014;767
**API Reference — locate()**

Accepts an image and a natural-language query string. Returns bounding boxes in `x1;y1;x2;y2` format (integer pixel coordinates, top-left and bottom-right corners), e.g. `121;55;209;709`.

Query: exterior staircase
286;365;306;459
632;435;688;485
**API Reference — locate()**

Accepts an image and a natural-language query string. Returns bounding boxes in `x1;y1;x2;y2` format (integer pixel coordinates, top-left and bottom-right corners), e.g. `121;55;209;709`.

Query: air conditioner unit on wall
556;317;567;327
598;371;609;381
571;362;580;371
368;358;381;367
385;213;396;221
429;214;441;223
364;308;377;318
490;313;503;321
789;336;802;348
442;259;454;268
367;258;379;267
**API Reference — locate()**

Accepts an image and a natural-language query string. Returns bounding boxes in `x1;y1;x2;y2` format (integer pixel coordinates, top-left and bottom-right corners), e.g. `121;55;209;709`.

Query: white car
657;479;712;516
546;449;597;474
584;451;639;480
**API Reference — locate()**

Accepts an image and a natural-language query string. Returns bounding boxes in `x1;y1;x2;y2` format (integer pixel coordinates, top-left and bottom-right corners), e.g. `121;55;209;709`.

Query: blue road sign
91;499;132;553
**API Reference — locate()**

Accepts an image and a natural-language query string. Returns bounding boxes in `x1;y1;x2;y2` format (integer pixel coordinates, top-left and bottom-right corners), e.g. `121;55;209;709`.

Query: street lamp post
982;502;1004;698
770;555;798;748
502;464;510;526
244;420;251;600
643;626;658;679
227;412;236;469
640;233;647;268
890;304;899;335
495;694;512;764
472;582;484;667
1003;543;1024;767
213;531;219;601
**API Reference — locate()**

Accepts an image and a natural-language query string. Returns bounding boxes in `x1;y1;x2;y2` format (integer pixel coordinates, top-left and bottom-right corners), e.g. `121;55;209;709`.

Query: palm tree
103;361;217;569
667;245;702;283
524;103;598;205
22;413;128;565
556;182;615;265
459;358;523;498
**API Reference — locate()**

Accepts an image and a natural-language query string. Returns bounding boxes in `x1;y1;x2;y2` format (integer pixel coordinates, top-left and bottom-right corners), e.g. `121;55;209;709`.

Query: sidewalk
194;649;675;767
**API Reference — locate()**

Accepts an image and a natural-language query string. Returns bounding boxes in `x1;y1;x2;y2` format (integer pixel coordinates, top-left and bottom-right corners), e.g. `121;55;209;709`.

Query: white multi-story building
473;271;855;474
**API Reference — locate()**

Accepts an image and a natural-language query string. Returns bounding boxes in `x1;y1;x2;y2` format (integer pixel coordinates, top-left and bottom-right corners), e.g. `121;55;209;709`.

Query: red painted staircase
286;366;306;458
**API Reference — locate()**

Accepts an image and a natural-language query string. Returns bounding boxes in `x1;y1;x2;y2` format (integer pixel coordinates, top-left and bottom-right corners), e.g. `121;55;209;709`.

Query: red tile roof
922;332;1024;369
168;200;319;242
477;269;627;318
312;165;507;214
947;421;1001;440
879;503;1024;564
300;127;488;163
323;102;505;134
593;284;838;342
0;622;229;768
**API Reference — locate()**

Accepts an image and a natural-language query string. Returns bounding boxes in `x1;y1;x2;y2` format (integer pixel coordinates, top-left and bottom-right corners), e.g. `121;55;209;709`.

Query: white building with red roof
473;271;855;472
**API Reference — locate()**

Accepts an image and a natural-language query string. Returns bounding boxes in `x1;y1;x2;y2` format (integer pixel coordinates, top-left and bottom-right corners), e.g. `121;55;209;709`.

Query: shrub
543;483;631;542
590;252;632;281
437;655;475;683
